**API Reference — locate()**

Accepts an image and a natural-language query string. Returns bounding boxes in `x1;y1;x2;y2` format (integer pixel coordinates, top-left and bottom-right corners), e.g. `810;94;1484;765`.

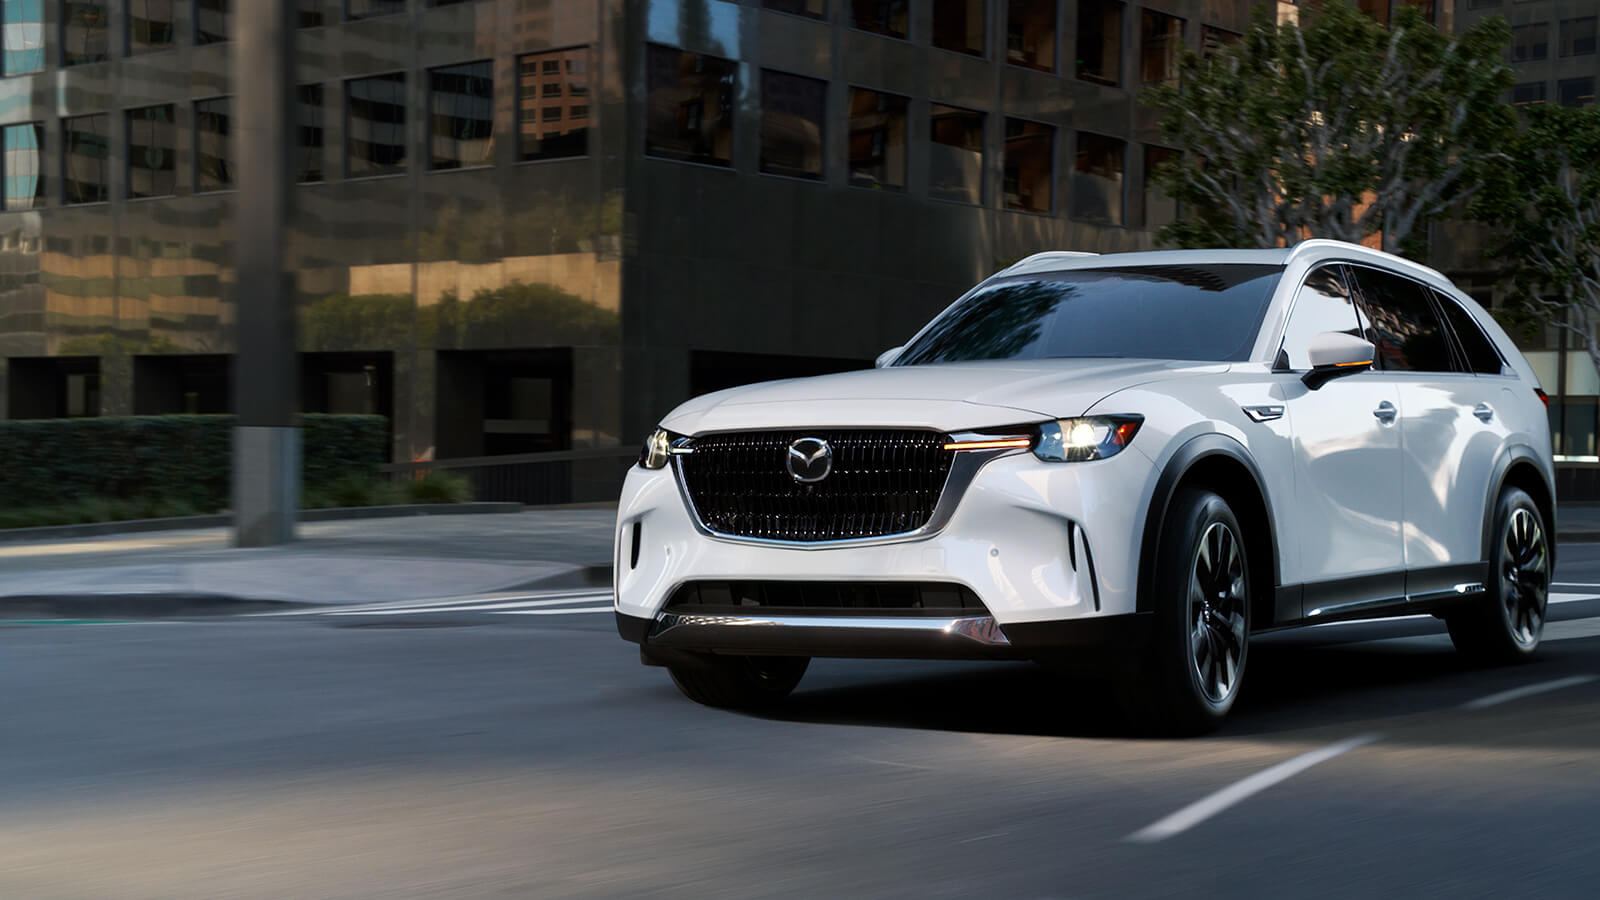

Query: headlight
1033;415;1143;463
638;428;690;469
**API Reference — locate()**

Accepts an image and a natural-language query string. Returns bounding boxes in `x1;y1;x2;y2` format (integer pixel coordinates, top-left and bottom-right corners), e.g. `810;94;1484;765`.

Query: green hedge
0;414;388;510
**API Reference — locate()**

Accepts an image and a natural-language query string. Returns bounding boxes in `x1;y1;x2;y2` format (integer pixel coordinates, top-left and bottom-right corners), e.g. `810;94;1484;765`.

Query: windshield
893;264;1284;365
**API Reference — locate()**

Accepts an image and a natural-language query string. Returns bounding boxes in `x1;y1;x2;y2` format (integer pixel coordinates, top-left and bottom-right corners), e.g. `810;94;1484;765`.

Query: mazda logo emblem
786;437;833;484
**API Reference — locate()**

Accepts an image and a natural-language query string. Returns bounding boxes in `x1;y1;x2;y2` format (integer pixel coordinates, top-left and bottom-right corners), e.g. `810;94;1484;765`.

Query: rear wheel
668;655;809;709
1447;487;1549;663
1121;489;1251;735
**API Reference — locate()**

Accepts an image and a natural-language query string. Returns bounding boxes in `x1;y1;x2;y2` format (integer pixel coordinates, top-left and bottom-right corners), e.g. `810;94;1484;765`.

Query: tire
1446;486;1549;664
668;655;809;709
1120;488;1251;735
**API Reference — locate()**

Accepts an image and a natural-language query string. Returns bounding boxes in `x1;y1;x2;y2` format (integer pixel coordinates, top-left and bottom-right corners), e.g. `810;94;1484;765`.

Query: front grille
678;429;953;541
666;581;988;616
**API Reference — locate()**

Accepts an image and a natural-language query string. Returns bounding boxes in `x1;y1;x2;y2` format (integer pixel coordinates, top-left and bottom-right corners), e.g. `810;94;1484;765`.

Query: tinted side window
1348;267;1457;373
1433;290;1505;375
1279;266;1361;370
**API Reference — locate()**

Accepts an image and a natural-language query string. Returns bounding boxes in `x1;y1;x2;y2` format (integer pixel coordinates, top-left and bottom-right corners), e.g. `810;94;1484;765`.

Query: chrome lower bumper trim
647;611;1021;660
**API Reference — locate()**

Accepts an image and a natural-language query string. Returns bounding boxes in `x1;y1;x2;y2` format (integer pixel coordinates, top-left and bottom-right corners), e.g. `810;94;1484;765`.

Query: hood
661;358;1228;434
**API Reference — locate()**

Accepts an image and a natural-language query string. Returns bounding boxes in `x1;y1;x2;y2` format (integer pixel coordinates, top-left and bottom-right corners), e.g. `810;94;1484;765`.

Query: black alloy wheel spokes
1501;507;1549;647
1189;521;1248;704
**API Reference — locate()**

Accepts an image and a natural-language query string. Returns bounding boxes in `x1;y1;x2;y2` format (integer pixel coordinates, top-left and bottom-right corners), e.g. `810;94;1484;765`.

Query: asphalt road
5;550;1600;898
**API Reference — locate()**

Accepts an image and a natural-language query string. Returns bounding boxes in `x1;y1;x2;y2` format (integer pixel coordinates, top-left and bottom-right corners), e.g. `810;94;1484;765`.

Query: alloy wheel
1188;521;1248;704
1500;506;1549;648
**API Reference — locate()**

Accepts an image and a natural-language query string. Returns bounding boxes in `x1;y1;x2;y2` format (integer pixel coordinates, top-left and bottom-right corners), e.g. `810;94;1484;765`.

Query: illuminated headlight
1033;416;1143;463
637;428;687;469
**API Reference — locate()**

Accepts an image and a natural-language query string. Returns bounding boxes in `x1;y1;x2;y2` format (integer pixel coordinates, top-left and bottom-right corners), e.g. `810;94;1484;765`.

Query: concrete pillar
232;0;298;546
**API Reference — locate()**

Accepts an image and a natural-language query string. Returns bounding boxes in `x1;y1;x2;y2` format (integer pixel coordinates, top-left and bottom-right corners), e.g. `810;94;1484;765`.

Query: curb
0;502;524;544
0;593;311;620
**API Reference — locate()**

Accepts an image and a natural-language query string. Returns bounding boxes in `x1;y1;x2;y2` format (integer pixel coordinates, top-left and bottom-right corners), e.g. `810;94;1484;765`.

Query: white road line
326;595;611;616
495;605;614;616
1126;734;1381;844
1461;675;1598;711
1551;583;1600;590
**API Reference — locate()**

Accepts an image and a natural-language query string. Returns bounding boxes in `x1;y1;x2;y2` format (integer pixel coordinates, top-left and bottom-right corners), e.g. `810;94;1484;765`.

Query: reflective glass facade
0;0;1250;492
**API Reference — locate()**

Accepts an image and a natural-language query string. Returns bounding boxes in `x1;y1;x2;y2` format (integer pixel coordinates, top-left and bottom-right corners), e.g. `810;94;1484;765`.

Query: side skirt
1263;562;1490;631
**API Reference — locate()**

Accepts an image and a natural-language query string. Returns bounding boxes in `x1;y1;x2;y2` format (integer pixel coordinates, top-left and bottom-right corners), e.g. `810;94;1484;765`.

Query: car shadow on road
754;633;1600;741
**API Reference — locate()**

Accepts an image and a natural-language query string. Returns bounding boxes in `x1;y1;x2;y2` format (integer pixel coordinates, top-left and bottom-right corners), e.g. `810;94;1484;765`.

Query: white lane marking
1461;675;1598;711
1126;734;1381;844
496;605;613;616
1549;592;1598;605
1551;583;1600;590
325;594;611;616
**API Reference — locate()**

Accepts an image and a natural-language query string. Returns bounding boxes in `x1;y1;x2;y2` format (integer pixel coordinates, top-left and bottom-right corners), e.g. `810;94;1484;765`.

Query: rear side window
1347;266;1456;373
1433;290;1505;375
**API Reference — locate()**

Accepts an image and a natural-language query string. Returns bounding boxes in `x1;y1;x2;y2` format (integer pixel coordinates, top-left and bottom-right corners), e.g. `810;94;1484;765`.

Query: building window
62;113;108;204
429;60;493;170
1202;25;1239;59
929;103;984;205
347;72;407;177
63;1;110;66
194;96;231;191
542;106;561;122
1006;0;1055;72
1076;0;1121;87
934;0;984;57
126;104;176;199
1559;77;1595;108
1466;0;1499;8
1144;145;1179;229
1512;23;1550;62
1003;118;1052;213
760;69;826;180
519;47;588;162
196;0;226;44
542;82;561;98
299;0;322;27
3;0;44;75
851;0;908;40
847;87;906;191
1562;17;1597;57
1513;81;1547;108
4;121;43;210
127;0;172;54
764;0;824;18
1141;9;1183;86
297;83;324;182
346;0;404;20
645;44;735;167
1072;132;1124;225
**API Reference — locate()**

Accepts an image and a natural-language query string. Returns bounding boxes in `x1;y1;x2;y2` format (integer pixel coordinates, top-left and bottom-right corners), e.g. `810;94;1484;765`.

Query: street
4;548;1600;898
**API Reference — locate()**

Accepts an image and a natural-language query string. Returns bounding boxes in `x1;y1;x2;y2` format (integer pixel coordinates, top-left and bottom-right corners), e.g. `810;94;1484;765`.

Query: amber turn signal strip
942;438;1033;451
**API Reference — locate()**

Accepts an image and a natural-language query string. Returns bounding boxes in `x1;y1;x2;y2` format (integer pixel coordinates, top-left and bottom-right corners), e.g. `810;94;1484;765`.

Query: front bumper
614;446;1159;660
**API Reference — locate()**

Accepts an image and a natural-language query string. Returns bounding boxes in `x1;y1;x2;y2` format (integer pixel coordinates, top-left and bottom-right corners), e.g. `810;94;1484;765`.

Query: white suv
614;240;1554;732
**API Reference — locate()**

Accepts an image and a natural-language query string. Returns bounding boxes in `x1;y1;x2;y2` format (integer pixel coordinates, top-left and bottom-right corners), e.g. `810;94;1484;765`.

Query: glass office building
0;0;1257;485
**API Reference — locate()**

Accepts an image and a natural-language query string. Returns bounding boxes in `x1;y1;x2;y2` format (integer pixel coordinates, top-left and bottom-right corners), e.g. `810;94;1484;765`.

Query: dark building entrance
435;348;573;459
7;356;100;419
133;354;232;414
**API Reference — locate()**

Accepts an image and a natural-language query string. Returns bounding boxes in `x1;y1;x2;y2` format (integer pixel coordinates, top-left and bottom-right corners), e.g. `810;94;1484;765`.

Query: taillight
1535;388;1550;409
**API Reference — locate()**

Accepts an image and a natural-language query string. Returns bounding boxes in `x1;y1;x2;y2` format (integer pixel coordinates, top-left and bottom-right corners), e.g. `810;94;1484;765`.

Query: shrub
404;471;473;505
0;414;388;511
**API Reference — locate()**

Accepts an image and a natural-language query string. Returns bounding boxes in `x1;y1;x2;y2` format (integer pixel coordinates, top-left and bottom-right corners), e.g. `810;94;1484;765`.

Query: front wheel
1120;488;1251;735
668;655;809;709
1447;487;1549;663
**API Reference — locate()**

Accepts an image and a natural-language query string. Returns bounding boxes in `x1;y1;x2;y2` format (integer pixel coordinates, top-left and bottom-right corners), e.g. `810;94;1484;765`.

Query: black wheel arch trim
1482;444;1556;570
1137;433;1281;618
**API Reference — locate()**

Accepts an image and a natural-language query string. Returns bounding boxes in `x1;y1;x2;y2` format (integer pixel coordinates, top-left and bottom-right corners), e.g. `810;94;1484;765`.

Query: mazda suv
614;240;1554;732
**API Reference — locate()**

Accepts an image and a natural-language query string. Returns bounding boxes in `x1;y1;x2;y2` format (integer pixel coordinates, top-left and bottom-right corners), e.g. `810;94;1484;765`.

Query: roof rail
1287;238;1449;283
999;250;1100;274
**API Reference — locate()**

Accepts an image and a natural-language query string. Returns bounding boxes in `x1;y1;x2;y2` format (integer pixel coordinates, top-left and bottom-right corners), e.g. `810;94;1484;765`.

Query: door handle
1474;403;1494;423
1373;401;1397;424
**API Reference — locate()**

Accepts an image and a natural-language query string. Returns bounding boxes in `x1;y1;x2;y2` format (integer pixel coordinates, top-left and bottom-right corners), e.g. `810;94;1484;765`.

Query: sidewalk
0;508;618;617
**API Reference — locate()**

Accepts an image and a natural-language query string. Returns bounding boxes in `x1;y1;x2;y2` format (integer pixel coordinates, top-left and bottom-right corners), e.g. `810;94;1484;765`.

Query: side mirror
1303;332;1375;390
875;345;904;368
